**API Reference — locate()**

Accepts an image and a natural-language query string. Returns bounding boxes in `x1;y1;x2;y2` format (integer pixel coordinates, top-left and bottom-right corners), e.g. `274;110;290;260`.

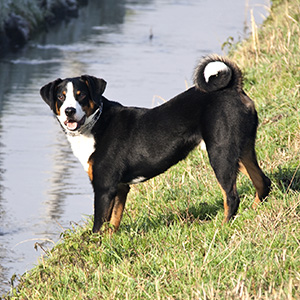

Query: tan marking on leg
239;161;262;206
109;184;130;234
240;152;270;209
239;162;250;178
218;182;238;224
218;183;229;223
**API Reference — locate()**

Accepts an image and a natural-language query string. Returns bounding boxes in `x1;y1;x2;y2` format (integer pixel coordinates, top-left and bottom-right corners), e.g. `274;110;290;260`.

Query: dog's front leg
92;187;116;233
92;184;130;234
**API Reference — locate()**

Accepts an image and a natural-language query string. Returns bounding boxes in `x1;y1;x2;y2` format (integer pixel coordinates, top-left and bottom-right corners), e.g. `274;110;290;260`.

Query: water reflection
0;0;128;293
0;0;269;294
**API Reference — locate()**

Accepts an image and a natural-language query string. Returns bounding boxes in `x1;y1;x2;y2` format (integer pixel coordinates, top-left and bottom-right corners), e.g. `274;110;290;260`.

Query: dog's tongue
66;121;78;131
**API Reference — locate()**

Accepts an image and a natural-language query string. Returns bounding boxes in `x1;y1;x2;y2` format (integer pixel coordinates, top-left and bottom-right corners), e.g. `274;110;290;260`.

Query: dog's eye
57;94;65;101
77;92;86;101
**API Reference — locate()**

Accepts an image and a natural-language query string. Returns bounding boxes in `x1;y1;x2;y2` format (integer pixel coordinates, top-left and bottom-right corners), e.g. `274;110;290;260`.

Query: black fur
40;55;271;233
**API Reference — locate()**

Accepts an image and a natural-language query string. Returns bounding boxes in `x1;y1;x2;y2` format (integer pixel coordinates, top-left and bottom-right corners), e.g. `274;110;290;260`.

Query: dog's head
40;75;106;132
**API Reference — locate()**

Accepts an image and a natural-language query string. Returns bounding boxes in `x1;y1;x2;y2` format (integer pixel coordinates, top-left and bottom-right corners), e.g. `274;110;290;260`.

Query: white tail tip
204;61;230;83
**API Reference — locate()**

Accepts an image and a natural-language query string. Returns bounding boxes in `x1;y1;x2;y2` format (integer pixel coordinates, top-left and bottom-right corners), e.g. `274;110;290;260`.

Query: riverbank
4;0;300;298
0;0;87;55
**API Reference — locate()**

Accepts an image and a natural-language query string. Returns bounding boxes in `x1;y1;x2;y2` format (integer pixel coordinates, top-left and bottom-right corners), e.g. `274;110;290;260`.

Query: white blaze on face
56;82;95;172
57;82;86;130
204;61;229;83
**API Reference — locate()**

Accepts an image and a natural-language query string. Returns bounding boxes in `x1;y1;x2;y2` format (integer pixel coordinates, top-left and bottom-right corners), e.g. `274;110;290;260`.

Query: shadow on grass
164;198;223;224
273;166;300;192
122;198;224;234
122;176;273;234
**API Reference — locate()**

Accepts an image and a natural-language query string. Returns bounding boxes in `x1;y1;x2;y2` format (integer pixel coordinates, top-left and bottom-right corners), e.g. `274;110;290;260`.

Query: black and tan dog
40;55;271;233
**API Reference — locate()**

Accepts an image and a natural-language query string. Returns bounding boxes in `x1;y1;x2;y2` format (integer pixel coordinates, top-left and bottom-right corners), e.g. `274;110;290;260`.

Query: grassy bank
4;0;300;298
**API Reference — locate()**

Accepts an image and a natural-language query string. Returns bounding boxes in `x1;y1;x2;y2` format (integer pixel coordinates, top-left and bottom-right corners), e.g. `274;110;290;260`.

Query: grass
3;0;300;298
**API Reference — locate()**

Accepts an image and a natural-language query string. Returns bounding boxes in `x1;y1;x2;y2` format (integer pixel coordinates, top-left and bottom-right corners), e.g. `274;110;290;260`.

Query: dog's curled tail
193;55;243;93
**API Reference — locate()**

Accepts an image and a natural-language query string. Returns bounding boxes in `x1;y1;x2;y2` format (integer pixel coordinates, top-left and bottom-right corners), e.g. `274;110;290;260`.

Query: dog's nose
65;107;76;117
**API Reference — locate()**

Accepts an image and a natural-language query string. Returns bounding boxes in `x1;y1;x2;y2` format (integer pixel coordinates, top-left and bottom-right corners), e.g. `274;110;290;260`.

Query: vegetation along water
3;0;300;298
0;0;85;54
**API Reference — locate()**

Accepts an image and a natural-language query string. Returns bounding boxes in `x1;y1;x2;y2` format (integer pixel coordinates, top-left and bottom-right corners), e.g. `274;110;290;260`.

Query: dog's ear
40;78;62;113
81;75;107;106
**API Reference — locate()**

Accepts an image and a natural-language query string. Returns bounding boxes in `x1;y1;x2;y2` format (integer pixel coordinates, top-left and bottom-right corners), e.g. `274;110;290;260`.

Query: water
0;0;269;293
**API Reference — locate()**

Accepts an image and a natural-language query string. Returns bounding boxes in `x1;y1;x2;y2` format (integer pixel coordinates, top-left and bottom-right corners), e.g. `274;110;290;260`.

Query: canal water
0;0;269;293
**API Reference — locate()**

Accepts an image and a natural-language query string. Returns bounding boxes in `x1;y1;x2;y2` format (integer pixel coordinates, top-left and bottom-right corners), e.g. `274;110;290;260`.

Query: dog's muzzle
58;103;103;136
64;107;86;131
64;115;86;131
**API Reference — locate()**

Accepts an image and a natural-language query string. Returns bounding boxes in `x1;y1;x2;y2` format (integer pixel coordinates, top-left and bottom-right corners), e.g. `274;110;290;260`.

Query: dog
40;55;271;234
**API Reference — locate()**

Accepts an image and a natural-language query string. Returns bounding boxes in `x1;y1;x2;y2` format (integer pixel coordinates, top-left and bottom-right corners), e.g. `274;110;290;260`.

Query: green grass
4;0;300;299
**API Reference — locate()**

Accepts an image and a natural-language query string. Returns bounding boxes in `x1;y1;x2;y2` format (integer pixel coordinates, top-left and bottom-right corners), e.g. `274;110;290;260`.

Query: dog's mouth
64;116;86;131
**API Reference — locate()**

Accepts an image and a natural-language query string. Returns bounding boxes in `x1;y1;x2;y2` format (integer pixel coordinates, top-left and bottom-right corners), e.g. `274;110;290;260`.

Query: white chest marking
67;134;95;172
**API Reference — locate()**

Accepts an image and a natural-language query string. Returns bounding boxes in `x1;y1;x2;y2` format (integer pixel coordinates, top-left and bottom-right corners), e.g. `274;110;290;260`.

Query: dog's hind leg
217;181;239;223
239;146;271;208
109;184;130;234
207;148;241;223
